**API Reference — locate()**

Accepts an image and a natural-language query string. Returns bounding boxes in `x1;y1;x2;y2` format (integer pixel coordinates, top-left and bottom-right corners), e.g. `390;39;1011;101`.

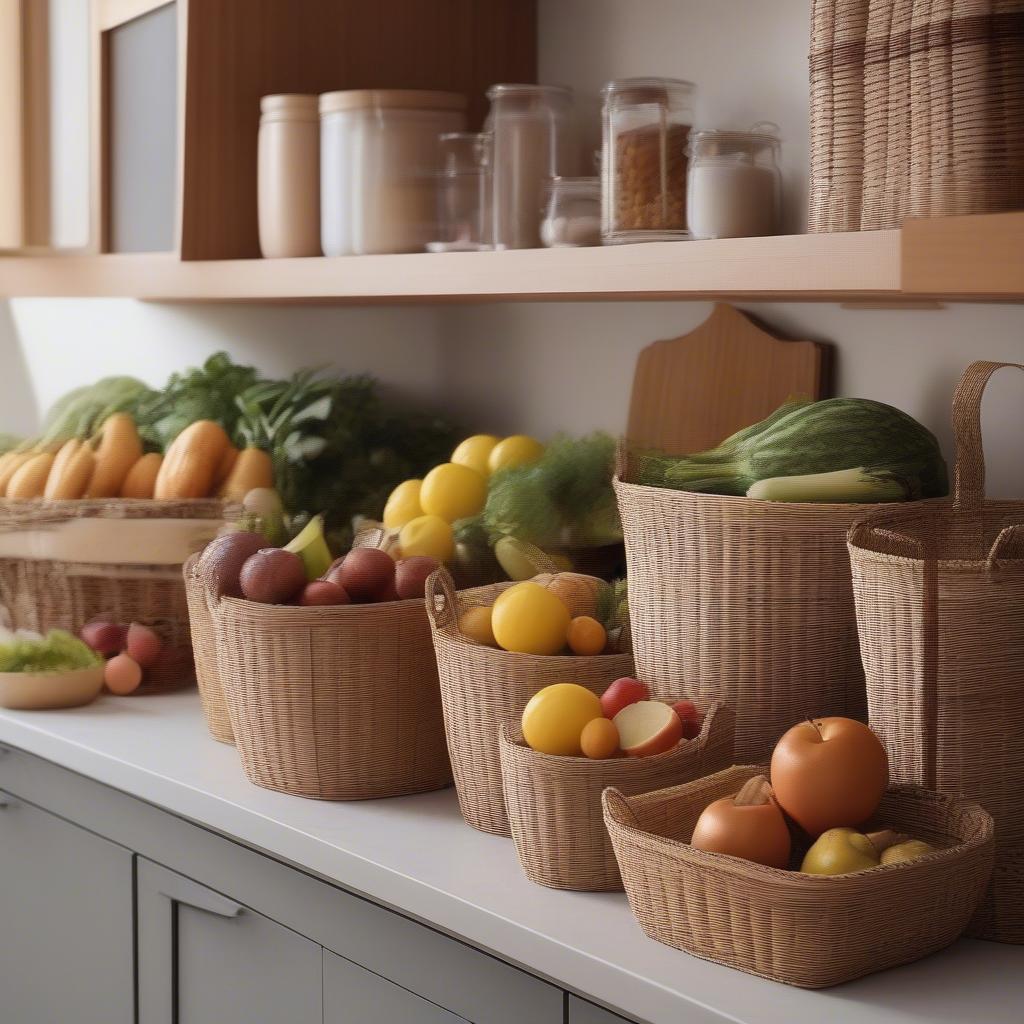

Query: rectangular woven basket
498;703;733;891
848;360;1024;943
604;764;995;988
810;0;1024;231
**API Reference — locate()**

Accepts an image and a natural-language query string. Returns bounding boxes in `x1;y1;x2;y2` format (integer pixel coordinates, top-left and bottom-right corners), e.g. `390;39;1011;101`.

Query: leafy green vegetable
0;630;103;673
0;434;21;455
38;377;155;448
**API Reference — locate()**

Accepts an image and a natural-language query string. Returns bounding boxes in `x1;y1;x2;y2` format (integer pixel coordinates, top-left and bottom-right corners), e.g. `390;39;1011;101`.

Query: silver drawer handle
159;878;244;919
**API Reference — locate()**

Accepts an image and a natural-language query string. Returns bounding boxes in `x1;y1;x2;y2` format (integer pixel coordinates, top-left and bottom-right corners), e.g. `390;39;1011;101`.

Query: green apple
800;827;880;875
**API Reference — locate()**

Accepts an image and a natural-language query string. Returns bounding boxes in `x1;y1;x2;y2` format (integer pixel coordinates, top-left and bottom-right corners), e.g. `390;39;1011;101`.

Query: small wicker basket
604;764;995;988
498;703;733;891
184;553;233;744
426;567;634;836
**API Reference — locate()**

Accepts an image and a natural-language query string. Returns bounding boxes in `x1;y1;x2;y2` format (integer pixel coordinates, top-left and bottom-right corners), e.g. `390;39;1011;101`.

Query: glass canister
601;78;696;243
540;177;601;247
258;94;322;258
429;132;491;253
319;90;467;256
687;124;782;239
487;84;576;250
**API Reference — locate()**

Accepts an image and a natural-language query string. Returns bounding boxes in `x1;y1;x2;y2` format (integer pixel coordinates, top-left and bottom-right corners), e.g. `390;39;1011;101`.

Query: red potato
600;677;649;720
299;580;351;606
671;699;704;740
613;700;683;758
126;623;162;668
80;621;127;657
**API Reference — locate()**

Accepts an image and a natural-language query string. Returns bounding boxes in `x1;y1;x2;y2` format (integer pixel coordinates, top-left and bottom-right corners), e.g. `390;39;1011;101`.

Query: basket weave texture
604;764;995;988
614;460;874;762
849;360;1024;943
498;703;733;891
426;568;634;836
809;0;1024;231
206;580;452;800
184;553;233;743
0;499;222;694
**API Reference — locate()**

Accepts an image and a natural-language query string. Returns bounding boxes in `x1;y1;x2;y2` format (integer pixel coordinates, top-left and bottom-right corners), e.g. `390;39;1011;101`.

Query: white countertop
0;692;1019;1024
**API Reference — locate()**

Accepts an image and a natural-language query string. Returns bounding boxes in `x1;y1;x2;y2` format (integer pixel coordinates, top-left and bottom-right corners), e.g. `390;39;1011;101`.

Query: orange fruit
566;616;607;656
580;717;619;760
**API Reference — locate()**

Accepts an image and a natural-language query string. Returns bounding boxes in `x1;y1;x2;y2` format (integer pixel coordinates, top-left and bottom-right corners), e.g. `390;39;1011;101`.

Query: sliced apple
600;677;650;720
613;700;683;758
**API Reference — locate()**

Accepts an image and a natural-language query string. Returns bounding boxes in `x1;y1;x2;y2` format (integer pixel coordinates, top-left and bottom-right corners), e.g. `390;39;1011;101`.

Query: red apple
770;717;889;837
613;700;683;758
125;622;162;668
671;699;703;740
80;621;127;656
600;677;649;720
299;580;351;606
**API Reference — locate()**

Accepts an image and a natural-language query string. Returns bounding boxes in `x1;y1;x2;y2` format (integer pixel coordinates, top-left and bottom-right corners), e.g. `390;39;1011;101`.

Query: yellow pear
880;839;935;866
800;827;880;875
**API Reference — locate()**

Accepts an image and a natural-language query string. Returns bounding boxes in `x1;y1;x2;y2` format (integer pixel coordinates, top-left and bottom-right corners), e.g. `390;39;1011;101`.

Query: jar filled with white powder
686;124;781;240
541;177;601;247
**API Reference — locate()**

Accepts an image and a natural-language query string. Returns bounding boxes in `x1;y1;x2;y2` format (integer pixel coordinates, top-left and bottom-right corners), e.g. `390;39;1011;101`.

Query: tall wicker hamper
849;360;1024;943
0;499;225;694
426;568;634;836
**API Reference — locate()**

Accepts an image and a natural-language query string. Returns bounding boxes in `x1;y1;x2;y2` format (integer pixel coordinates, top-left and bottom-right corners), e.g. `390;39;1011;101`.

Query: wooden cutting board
626;304;831;455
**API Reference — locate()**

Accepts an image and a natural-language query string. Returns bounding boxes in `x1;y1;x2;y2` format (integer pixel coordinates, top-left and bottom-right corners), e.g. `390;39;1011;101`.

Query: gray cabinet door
0;787;134;1024
324;949;468;1023
569;994;640;1024
136;858;322;1024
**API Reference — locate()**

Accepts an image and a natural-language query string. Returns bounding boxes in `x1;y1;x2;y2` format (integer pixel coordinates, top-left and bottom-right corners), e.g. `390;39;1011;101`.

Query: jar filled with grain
601;78;696;244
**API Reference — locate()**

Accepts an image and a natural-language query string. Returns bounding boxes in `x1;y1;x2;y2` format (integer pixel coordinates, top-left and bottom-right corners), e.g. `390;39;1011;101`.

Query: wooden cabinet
0;787;134;1024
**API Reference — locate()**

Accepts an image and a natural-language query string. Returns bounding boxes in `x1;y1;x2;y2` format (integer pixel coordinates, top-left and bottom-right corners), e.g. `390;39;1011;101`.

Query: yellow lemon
451;434;500;477
382;479;423;529
399;515;454;562
491;581;571;656
458;605;496;646
420;463;488;523
488;435;545;474
521;683;602;756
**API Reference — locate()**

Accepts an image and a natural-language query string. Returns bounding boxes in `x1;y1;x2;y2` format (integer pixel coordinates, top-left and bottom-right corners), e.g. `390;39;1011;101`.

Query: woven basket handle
989;525;1024;569
601;787;644;831
425;566;459;633
952;361;1024;512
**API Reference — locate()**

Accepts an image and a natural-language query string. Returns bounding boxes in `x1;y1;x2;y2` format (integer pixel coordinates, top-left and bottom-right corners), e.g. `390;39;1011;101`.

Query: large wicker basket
426;567;634;836
184;553;233;744
205;579;452;800
604;765;995;988
849;360;1024;944
614;453;875;762
498;703;733;891
0;499;225;694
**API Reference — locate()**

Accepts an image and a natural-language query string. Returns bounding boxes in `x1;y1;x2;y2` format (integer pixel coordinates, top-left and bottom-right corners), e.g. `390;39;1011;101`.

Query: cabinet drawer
568;995;642;1024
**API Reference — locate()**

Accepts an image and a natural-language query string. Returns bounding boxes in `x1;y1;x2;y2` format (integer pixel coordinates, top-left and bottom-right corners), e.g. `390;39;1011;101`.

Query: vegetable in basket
0;629;102;674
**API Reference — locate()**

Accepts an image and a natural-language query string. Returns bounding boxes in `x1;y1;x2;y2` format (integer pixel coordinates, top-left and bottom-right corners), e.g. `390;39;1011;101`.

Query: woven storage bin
206;580;452;800
604;764;995;988
0;499;224;694
183;553;233;744
614;454;877;762
426;567;634;836
810;0;1024;232
498;703;733;891
849;360;1024;943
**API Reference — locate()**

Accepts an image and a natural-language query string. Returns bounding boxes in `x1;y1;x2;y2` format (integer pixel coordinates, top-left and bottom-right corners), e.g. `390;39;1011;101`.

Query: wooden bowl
0;666;105;710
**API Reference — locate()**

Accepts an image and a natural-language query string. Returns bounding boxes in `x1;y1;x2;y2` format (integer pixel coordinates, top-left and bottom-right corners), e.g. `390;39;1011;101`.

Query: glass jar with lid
487;84;577;250
541;177;601;247
687;123;782;239
601;77;696;244
429;132;491;253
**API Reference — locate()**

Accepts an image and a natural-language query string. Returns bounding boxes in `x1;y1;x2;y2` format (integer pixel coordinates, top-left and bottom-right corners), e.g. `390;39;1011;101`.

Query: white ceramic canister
319;90;467;256
258;94;322;258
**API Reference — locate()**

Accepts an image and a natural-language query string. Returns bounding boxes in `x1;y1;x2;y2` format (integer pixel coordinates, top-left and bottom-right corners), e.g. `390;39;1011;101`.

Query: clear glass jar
487;84;576;250
601;77;696;244
428;132;491;253
319;90;466;256
687;124;782;239
541;177;601;247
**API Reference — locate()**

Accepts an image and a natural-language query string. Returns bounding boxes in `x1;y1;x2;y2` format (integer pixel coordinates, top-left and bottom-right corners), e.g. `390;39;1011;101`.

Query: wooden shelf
1;214;1021;304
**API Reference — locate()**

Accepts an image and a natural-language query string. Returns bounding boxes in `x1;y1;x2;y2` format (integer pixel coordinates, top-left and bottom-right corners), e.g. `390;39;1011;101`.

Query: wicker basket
614;453;875;762
810;0;1024;232
205;578;452;800
0;499;225;694
426;567;634;835
849;360;1024;944
183;553;233;744
604;764;995;988
498;703;733;891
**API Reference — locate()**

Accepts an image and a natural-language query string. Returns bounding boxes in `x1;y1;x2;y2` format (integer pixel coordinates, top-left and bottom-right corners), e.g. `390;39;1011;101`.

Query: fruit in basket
80;621;127;657
521;683;602;756
284;514;333;581
7;451;56;499
394;556;440;600
458;606;496;646
544;573;602;619
580;717;619;760
451;435;500;477
85;413;144;498
488;435;544;474
801;828;881;875
566;616;607;656
104;654;143;695
770;717;889;837
399;515;454;562
329;548;395;603
600;677;649;720
420;463;488;523
491;582;572;656
494;536;550;582
120;453;163;499
613;701;683;758
217;447;273;502
383;479;424;530
239;548;307;605
299;580;351;606
44;439;96;500
154;420;232;500
199;531;268;598
125;623;162;669
671;700;704;740
880;838;935;866
691;775;791;869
